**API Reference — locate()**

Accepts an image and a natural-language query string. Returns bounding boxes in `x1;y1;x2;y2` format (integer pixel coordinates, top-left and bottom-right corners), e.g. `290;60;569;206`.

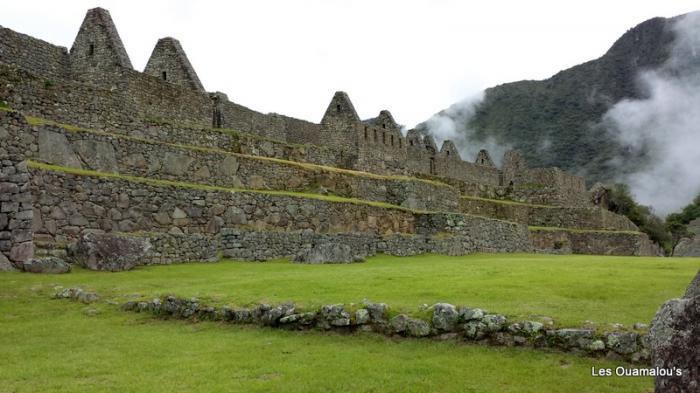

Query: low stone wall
459;197;637;231
529;228;660;256
25;123;458;212
109;294;650;364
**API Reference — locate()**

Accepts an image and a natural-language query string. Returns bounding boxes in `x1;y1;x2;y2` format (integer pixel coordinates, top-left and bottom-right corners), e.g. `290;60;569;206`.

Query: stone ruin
0;8;661;272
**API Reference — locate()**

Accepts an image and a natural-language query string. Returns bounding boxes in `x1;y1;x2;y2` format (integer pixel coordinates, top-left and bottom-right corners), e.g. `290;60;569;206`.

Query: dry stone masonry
0;7;659;270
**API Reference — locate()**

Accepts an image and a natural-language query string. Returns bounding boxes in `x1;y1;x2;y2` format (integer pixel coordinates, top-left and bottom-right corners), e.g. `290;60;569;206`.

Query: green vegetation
0;100;9;109
666;193;700;248
607;184;673;253
528;225;642;235
4;253;697;327
0;286;652;393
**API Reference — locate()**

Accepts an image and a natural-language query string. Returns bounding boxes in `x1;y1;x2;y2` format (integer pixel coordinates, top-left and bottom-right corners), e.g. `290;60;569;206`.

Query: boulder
674;236;700;257
649;297;700;392
684;268;700;298
605;332;638;355
432;303;458;331
0;252;18;272
38;129;82;169
69;233;151;272
406;318;431;337
22;257;71;274
293;242;364;264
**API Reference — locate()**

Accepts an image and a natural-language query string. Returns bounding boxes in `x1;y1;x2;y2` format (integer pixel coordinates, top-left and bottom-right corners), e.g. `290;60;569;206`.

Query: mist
423;92;510;166
604;12;700;216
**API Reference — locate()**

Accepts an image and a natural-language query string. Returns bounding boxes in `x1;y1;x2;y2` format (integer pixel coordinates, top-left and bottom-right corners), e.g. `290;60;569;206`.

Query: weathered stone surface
649;296;700;392
684;268;700;298
9;242;34;262
674;236;700;257
406;318;431;337
293;242;364;264
22;257;71;274
0;252;18;272
389;314;409;333
355;309;370;325
38;129;82;168
363;302;388;322
163;152;193;176
73;140;118;172
69;233;151;271
432;303;458;331
605;332;638;355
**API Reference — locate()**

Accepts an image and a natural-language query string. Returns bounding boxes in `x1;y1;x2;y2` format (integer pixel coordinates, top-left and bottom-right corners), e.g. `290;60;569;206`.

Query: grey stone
522;321;544;334
605;332;638;354
390;314;409;333
0;252;18;272
355;309;370;325
586;340;606;352
220;156;239;176
22;257;71;274
464;321;487;339
432;303;458;331
293;242;364;264
163;152;194;176
363;302;387;322
459;307;485;322
482;314;507;332
9;242;34;262
73;140;118;172
684;268;700;298
38;129;82;169
649;296;700;392
406;318;431;337
555;329;594;348
69;233;151;272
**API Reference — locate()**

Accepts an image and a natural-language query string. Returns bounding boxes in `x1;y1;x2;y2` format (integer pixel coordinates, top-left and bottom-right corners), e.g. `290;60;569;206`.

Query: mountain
418;14;682;183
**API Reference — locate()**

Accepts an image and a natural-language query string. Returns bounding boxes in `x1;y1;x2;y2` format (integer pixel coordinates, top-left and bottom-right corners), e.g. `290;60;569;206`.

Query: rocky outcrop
69;233;151;271
649;269;700;392
673;236;700;257
22;257;71;274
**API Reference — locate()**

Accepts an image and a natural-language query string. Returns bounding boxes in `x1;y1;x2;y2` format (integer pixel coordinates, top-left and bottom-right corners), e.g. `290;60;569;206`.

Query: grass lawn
2;253;697;327
0;286;654;392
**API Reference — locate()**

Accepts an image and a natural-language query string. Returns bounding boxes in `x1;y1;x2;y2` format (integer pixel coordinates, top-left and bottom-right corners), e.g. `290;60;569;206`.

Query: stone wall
460;197;638;231
529;228;660;256
0;27;70;81
8;115;459;212
29;166;419;243
222;213;532;261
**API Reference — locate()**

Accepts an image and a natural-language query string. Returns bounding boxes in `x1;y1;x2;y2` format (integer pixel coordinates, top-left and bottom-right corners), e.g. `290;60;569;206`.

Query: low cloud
604;12;700;216
423;92;510;165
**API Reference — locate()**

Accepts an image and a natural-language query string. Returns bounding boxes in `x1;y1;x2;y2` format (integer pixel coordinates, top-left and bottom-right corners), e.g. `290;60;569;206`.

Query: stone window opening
446;150;450;156
336;104;341;112
399;139;402;148
382;123;386;129
88;44;94;56
162;71;167;81
391;135;394;146
410;140;414;146
382;132;386;145
364;126;368;140
373;129;377;142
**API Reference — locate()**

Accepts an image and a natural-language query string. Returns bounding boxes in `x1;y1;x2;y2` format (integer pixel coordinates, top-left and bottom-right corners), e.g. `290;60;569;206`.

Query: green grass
0;286;653;393
3;253;696;328
529;226;643;235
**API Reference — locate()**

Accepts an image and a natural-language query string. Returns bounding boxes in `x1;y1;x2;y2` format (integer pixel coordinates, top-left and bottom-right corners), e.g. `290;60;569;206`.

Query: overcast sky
3;1;698;127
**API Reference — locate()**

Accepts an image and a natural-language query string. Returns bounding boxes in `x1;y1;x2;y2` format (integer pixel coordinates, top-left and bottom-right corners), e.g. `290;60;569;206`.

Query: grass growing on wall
461;195;555;208
0;283;653;393
26;160;427;214
529;226;643;235
4;253;696;328
23;112;452;189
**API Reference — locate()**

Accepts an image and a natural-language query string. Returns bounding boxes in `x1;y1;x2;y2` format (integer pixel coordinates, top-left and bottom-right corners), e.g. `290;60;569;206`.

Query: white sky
2;0;699;127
